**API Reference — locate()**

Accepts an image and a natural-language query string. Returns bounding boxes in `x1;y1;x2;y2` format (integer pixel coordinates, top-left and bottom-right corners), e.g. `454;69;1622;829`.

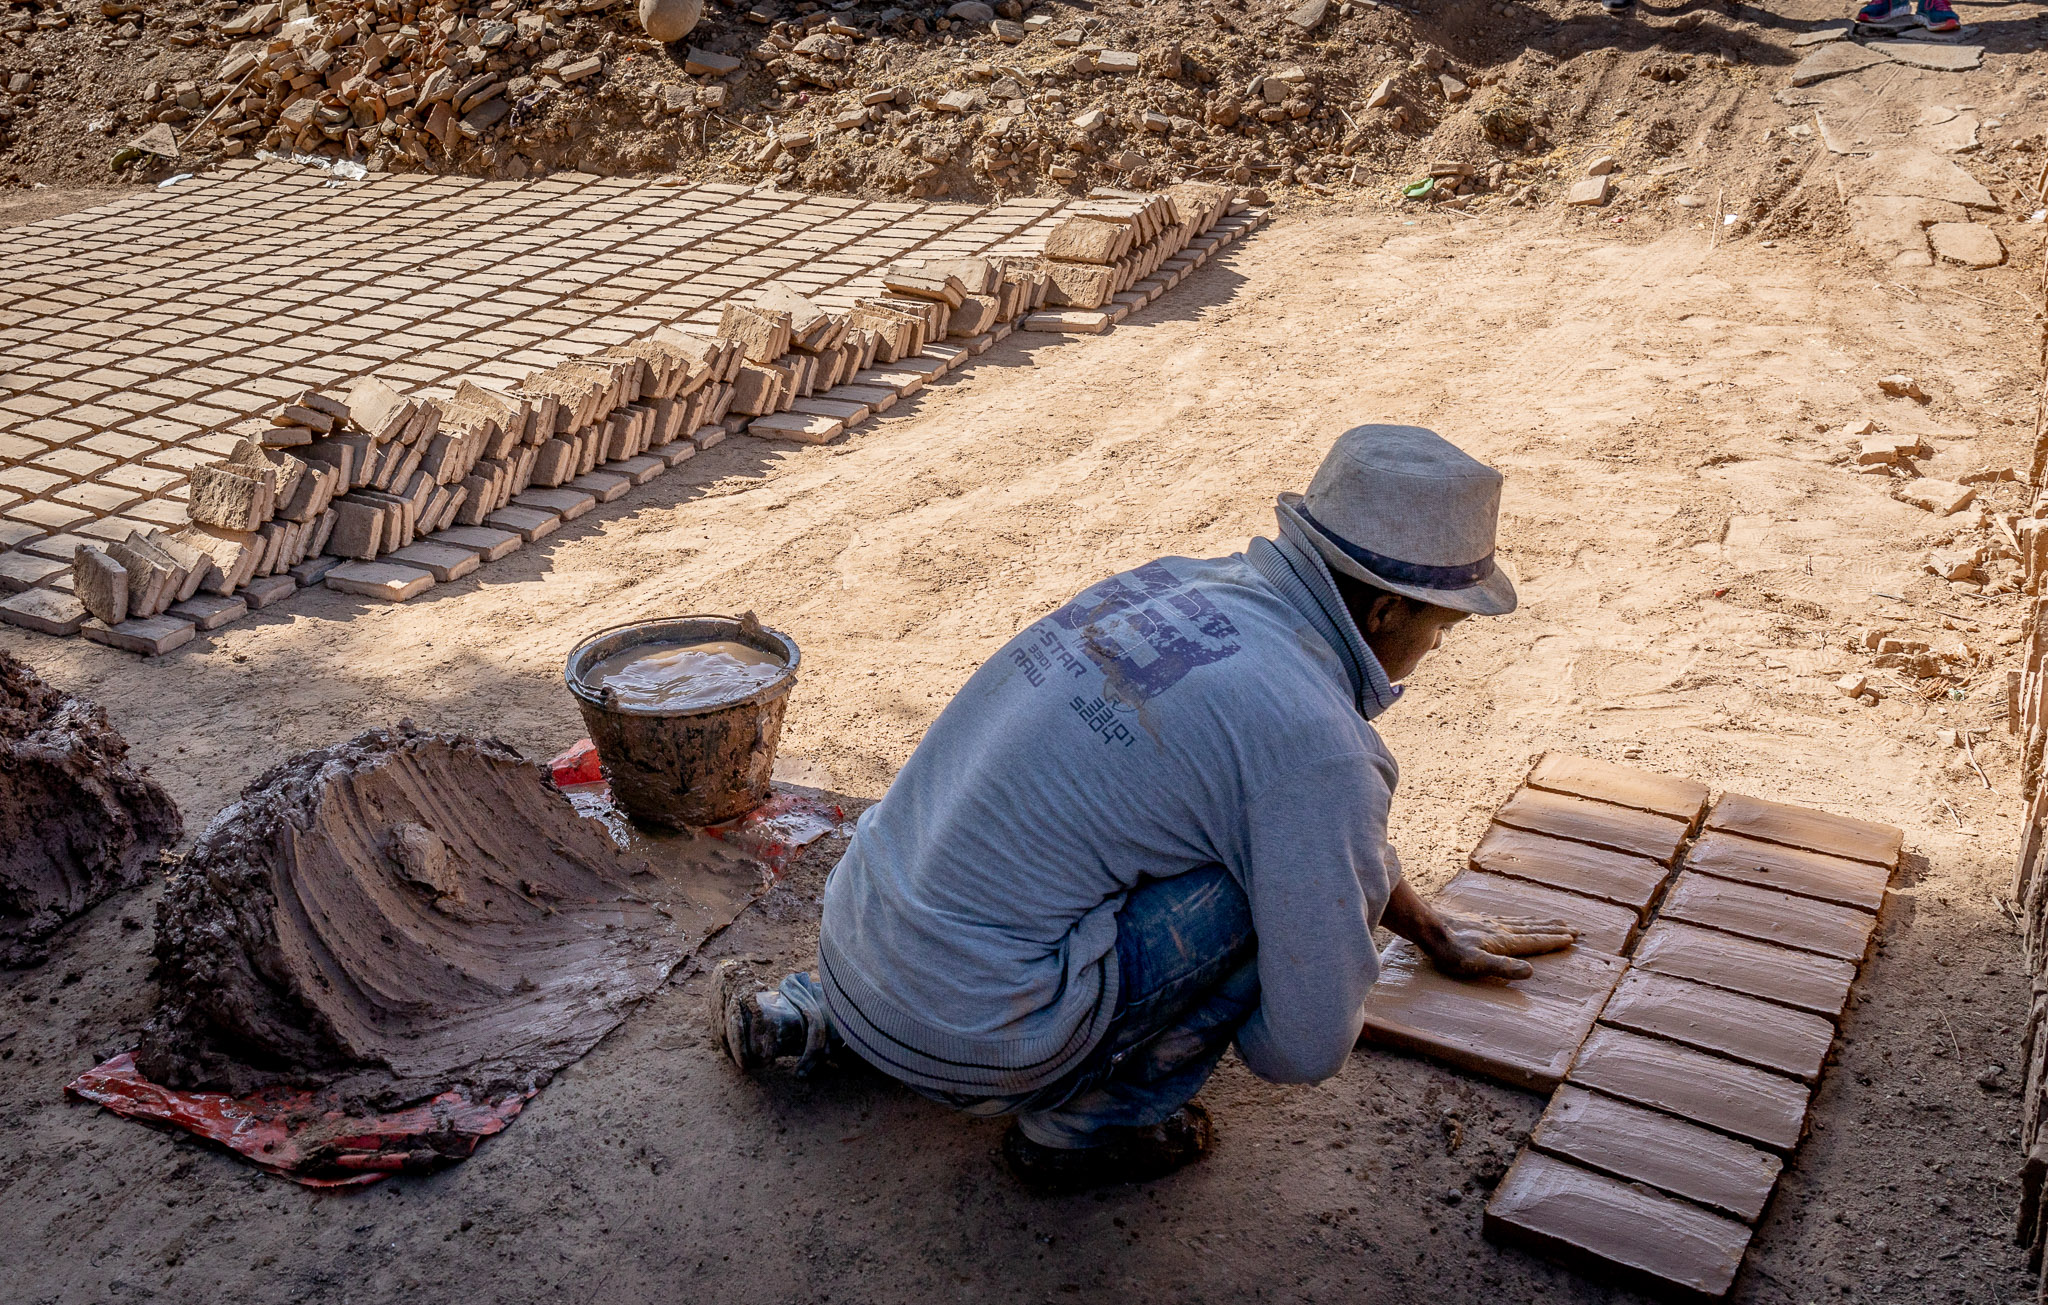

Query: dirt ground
9;0;2021;229
0;175;2039;1299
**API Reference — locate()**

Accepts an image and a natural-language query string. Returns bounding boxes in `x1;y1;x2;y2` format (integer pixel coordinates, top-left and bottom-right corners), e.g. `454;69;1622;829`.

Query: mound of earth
0;0;1893;243
134;724;689;1106
0;652;180;969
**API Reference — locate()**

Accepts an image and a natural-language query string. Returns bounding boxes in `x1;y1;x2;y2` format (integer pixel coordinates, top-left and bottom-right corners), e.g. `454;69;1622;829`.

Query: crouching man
711;425;1576;1192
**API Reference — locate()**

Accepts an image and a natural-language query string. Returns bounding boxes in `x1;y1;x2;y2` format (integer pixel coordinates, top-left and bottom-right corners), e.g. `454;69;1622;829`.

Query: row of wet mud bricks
0;181;1261;655
1359;754;1902;1300
1;170;1059;621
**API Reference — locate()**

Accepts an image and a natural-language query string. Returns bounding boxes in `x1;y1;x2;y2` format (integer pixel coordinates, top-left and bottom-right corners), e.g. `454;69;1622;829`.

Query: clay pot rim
563;614;801;719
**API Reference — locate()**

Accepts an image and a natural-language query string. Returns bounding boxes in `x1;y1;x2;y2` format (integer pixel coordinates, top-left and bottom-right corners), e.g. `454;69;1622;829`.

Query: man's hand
1379;879;1579;981
1415;910;1580;981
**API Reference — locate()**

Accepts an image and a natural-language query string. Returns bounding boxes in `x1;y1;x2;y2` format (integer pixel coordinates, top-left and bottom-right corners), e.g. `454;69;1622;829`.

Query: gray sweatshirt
818;516;1404;1096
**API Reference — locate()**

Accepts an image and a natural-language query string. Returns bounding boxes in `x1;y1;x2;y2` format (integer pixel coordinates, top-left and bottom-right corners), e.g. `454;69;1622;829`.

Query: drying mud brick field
0;203;2035;1300
10;0;2048;1295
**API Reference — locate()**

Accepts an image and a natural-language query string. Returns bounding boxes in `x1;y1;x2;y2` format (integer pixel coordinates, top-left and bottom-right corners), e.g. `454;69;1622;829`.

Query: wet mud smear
135;725;692;1106
0;652;180;968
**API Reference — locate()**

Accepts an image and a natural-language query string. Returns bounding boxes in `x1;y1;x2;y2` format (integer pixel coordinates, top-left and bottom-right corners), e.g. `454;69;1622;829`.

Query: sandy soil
1;205;2040;1300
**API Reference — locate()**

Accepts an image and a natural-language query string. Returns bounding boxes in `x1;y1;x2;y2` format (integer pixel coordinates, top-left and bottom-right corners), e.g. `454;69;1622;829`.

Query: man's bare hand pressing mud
1379;878;1579;981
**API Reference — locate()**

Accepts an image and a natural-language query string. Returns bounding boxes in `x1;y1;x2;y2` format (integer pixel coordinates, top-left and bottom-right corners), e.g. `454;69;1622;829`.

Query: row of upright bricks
2013;154;2048;1298
60;183;1240;650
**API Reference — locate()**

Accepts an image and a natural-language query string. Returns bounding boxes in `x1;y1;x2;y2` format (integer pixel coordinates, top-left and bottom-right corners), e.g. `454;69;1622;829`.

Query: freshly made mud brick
749;412;844;443
1527;753;1710;828
486;506;562;542
386;541;480;583
82;614;196;657
1044;216;1125;264
858;367;927;396
1484;1150;1751;1300
1433;870;1639;955
1567;1026;1809;1152
0;588;89;635
1685;830;1889;913
1599;970;1835;1083
1357;939;1627;1092
324;561;435;603
610;455;667;486
829;382;897;412
1469;824;1672;915
1532;1085;1783;1224
187;464;275;532
514;487;597;521
72;547;127;624
1659;872;1877;962
1632;920;1856;1020
569;470;632;503
290;555;342;587
431;526;523;562
168;594;248;631
327;499;385;560
1022;309;1112;334
0;552;67;593
1705;792;1903;868
241;574;296;610
791;396;872;424
1494;788;1691;865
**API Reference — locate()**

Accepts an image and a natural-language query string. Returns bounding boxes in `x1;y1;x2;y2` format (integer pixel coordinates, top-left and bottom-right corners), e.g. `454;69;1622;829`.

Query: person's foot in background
1916;0;1961;32
1853;0;1918;28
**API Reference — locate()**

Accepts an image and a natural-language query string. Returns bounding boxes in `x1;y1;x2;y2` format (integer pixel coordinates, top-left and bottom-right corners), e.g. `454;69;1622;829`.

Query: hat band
1298;506;1496;590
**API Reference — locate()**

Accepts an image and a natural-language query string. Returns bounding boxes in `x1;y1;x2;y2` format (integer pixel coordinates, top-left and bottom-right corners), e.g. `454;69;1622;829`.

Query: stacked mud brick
2014;156;2048;1293
1358;754;1902;1299
712;256;1053;444
0;173;1264;656
1019;185;1238;336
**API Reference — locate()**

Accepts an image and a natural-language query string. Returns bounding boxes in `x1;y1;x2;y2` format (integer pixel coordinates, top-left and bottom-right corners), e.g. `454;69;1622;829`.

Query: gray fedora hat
1276;424;1517;617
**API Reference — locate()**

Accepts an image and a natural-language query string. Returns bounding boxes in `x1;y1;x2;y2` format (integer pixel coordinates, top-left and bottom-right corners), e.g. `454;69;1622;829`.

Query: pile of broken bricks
1359;753;1901;1299
2;183;1262;656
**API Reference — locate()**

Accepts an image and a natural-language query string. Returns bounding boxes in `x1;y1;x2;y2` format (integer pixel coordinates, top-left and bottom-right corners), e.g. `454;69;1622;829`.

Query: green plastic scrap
1402;178;1435;201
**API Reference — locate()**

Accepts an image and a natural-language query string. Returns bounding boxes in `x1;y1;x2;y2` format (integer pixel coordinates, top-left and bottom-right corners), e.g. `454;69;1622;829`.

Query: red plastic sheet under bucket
67;1055;533;1189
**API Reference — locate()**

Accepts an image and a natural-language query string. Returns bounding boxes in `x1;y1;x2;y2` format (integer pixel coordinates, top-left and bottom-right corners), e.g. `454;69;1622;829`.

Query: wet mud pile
135;724;689;1106
0;652;180;968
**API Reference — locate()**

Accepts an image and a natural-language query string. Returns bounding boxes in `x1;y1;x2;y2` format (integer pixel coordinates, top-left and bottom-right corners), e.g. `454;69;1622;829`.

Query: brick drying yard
0;162;1249;647
1;164;2041;1298
8;0;2048;1290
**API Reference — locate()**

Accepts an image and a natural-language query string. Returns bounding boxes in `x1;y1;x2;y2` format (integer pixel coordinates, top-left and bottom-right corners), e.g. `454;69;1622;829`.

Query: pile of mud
0;652;180;968
135;724;689;1106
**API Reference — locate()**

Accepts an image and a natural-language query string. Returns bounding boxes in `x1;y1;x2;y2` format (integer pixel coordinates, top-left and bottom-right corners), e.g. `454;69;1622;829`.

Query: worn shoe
1916;0;1960;31
1853;0;1916;27
708;961;786;1073
1000;1103;1215;1194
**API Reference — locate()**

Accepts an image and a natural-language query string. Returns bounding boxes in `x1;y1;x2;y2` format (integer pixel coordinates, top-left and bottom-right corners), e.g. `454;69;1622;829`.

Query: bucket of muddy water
563;613;800;827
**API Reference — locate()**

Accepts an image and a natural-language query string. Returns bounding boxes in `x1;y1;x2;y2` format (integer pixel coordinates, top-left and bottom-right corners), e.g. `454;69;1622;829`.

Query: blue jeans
774;864;1259;1149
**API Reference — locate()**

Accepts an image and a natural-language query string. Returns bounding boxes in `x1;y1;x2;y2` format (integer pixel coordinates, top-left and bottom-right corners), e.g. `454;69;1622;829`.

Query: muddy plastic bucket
563;613;800;827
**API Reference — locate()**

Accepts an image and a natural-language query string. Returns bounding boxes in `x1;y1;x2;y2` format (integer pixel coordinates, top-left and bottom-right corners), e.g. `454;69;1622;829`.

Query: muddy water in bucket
564;614;800;827
586;641;785;712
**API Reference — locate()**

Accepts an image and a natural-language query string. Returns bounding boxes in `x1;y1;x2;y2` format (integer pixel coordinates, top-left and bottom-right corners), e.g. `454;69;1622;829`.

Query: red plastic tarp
67;1054;532;1189
549;737;848;875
